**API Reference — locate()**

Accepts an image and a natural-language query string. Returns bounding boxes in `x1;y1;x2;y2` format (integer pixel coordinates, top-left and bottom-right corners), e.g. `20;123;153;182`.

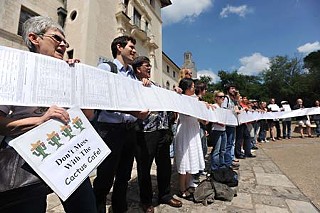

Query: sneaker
265;140;270;143
230;165;239;170
189;176;199;187
232;162;240;167
245;154;256;158
188;181;198;188
200;171;207;176
251;145;259;150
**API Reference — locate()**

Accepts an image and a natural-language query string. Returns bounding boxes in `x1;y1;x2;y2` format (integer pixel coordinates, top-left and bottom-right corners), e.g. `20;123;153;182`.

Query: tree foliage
198;51;320;107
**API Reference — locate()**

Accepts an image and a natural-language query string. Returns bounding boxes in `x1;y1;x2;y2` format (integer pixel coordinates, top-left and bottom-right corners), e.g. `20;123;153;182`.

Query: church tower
181;51;197;78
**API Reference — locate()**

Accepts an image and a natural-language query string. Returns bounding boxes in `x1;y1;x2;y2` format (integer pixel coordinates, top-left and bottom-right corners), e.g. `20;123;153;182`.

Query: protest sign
9;107;110;201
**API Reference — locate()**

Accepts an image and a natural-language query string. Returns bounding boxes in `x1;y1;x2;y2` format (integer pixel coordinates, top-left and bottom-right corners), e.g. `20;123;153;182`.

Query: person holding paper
0;16;97;212
258;101;269;143
222;84;240;164
132;56;182;212
293;98;313;138
313;100;320;137
236;96;256;158
280;101;292;139
174;78;205;201
267;98;282;141
209;91;228;171
92;36;149;213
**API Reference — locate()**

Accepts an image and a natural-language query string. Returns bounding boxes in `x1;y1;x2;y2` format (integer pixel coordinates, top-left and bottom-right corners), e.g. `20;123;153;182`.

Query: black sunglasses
38;33;70;48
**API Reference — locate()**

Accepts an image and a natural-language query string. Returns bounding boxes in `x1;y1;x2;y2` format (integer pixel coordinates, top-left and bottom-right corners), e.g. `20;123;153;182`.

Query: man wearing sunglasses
222;84;240;167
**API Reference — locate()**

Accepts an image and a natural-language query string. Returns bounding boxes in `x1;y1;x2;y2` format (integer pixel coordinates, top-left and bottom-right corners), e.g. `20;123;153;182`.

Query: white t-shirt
267;104;280;112
211;104;226;131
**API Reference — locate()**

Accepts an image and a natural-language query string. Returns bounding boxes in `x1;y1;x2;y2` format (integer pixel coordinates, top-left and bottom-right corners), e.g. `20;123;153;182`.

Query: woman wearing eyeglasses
0;16;96;213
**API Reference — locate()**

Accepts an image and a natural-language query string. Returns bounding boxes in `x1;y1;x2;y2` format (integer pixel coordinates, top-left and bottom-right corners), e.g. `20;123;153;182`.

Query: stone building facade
0;0;179;87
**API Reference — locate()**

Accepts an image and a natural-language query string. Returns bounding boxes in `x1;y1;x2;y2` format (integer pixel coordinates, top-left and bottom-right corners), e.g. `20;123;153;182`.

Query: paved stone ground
47;137;320;213
262;135;320;210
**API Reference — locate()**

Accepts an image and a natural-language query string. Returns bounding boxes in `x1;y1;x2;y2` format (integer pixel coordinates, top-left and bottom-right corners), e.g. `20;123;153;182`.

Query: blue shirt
97;59;137;124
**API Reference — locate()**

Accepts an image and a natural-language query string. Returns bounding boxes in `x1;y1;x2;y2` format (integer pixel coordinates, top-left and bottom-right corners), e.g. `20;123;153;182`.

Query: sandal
178;190;194;201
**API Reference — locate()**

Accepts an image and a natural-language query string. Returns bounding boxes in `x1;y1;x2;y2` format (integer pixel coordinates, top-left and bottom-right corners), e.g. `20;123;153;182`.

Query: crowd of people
1;16;320;213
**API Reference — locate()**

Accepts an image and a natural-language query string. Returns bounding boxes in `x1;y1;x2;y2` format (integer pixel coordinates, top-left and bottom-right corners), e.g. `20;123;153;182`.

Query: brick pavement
47;144;319;213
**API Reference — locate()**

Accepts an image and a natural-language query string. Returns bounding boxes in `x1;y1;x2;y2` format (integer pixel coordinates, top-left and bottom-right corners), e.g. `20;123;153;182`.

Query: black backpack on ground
211;167;239;187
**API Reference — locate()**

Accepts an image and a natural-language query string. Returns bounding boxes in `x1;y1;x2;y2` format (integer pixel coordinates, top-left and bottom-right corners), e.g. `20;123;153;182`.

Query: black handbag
0;147;43;192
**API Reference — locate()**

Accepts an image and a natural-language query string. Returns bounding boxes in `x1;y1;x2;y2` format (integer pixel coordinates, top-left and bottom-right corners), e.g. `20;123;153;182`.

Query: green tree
262;55;306;105
196;75;216;103
303;50;320;104
218;70;264;101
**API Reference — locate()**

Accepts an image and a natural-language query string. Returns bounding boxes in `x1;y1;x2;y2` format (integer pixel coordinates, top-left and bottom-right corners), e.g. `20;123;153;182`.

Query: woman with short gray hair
0;16;96;213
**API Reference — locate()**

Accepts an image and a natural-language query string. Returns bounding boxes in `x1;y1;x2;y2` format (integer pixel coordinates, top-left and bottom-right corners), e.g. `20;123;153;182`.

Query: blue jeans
224;126;235;167
252;121;260;145
282;120;292;138
315;120;320;136
235;124;252;157
210;130;227;170
258;120;268;141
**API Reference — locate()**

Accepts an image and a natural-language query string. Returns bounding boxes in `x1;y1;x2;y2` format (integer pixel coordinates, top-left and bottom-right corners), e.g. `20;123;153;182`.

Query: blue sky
162;0;320;82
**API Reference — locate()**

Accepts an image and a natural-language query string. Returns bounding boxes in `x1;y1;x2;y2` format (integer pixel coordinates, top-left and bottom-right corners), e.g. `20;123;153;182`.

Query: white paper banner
1;45;319;125
9;107;111;201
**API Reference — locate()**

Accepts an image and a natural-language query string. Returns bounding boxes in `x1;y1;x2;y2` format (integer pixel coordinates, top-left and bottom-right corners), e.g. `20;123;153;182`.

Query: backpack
211;167;239;187
103;61;118;73
193;178;215;205
211;181;236;202
193;175;237;205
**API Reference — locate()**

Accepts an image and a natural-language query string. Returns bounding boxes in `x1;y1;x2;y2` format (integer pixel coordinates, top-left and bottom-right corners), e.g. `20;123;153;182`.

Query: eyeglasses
186;72;192;75
38;33;69;48
216;96;225;99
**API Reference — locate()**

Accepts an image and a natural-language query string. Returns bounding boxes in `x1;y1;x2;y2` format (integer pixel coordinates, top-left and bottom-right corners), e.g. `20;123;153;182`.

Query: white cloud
297;41;320;54
162;0;213;25
238;53;270;75
197;69;220;83
220;4;252;18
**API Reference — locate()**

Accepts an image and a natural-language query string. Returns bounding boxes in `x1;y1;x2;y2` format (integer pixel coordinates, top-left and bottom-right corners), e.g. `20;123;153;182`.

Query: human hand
210;104;217;110
40;105;70;124
174;86;183;94
130;110;150;120
141;78;152;87
66;58;80;66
